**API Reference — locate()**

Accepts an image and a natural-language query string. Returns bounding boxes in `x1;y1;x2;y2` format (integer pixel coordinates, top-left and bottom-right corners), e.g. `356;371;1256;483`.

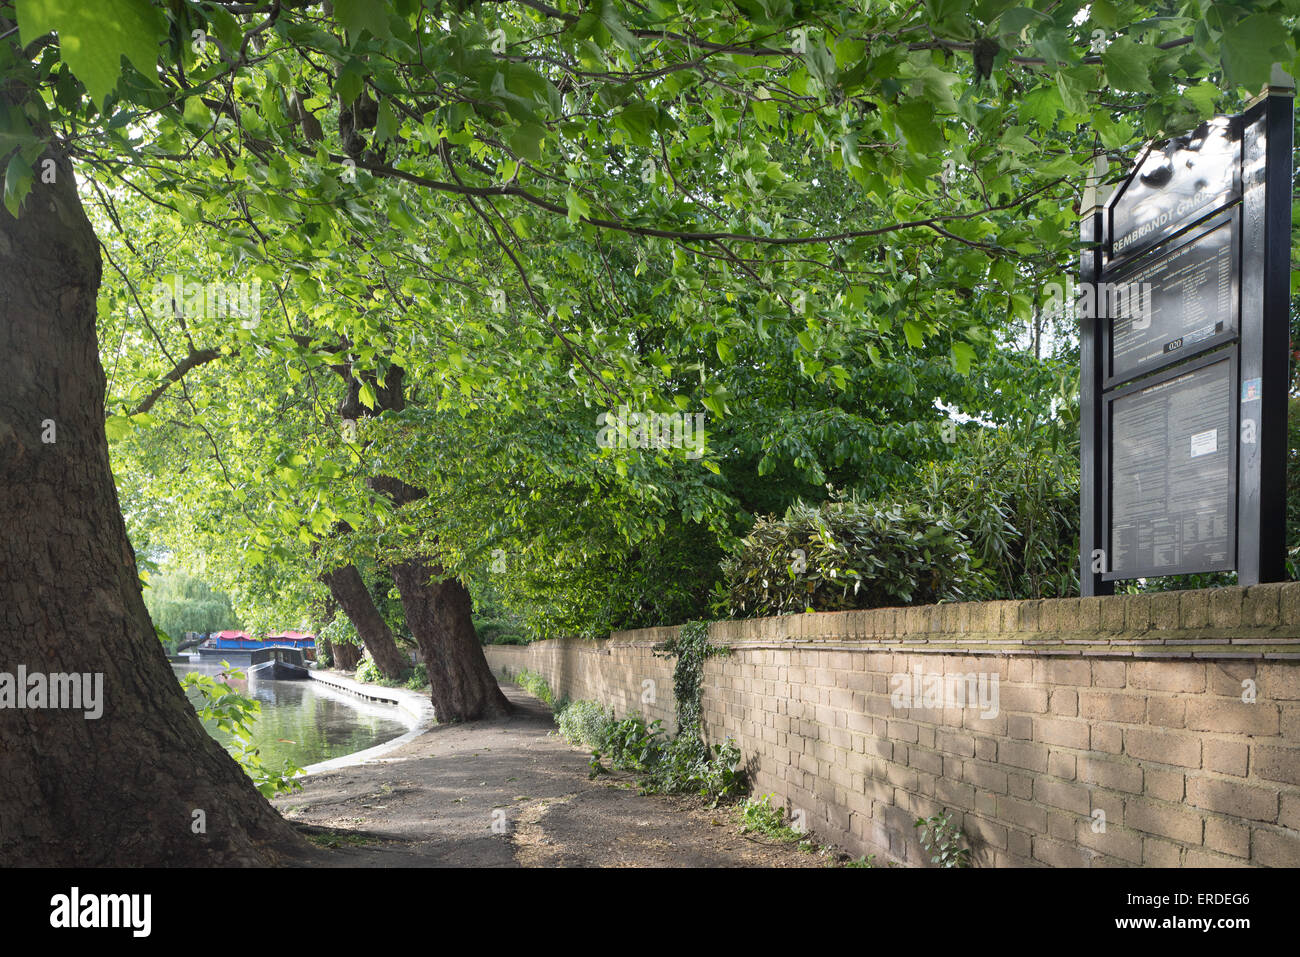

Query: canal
171;659;409;770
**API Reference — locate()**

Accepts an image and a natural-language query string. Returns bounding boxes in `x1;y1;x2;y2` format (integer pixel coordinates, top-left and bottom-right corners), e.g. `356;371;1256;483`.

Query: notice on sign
1108;216;1235;383
1109;357;1234;577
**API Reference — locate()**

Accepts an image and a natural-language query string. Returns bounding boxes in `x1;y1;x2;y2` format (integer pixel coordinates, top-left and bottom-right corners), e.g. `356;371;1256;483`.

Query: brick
1124;798;1203;844
964;761;1008;794
1124;594;1154;633
1184;698;1279;736
1124;728;1201;768
999;795;1047;833
1036;778;1091;814
1091;724;1123;754
1209;587;1245;628
1252;829;1300;867
1258;663;1300;701
974;737;997;762
1050;689;1078;717
1092;660;1126;688
1243;584;1284;627
1099;596;1126;632
1077;819;1143;864
1251;746;1300;786
1204;817;1250;858
1036;658;1092;687
1034;835;1095;867
1281;793;1300;830
1204;739;1249;777
1129;661;1205;693
1077;756;1143;794
1035;717;1091;750
1048;750;1076;780
1007;658;1033;682
1186;777;1278;823
998;685;1049;713
1143;837;1184;866
1182;848;1240;868
1179;590;1211;629
1143;767;1184;802
1207;661;1258;697
1149;592;1180;631
999;739;1049;773
1079;691;1147;724
963;813;1008;851
1007;772;1033;801
1145;695;1186;729
1007;714;1033;740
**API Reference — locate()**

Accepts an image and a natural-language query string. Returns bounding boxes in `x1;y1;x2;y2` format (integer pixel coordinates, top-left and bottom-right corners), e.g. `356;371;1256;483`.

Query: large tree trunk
333;640;362;671
0;149;303;865
319;564;408;679
390;560;511;722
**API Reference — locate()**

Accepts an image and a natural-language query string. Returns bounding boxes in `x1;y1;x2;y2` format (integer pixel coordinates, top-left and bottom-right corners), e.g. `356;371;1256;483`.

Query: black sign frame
1079;89;1293;595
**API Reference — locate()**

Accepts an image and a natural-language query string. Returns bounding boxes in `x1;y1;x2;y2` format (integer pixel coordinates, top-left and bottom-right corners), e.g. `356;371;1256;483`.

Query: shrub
404;662;428;690
911;421;1079;600
354;654;381;684
719;497;981;618
555;699;611;750
512;668;554;705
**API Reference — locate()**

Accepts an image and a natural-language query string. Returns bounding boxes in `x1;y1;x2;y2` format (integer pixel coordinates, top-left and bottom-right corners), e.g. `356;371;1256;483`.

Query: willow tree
1;0;1293;864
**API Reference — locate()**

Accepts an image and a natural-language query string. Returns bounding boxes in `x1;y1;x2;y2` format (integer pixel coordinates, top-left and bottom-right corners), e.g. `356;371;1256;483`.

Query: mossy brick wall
485;583;1300;867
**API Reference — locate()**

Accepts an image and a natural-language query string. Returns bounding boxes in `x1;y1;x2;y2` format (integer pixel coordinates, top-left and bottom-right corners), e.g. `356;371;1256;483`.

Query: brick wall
485;583;1300;867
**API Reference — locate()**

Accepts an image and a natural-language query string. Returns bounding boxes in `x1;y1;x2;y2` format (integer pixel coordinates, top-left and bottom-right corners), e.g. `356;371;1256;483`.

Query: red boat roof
266;630;314;640
213;630;252;639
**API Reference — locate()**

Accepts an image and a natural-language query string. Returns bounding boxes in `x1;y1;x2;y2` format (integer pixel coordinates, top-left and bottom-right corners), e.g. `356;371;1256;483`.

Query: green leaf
1101;37;1158;94
893;100;945;154
332;0;393;42
1221;14;1288;91
17;0;165;104
3;153;33;217
902;321;924;349
565;187;590;224
951;341;976;375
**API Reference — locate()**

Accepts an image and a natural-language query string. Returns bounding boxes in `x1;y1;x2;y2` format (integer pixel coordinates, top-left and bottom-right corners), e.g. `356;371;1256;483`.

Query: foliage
555;699;612;750
586;711;745;807
354;654;381;684
915;813;971;868
911;418;1080;600
737;794;804;843
512;668;556;706
142;569;241;641
180;665;303;798
404;662;428;690
720;498;982;618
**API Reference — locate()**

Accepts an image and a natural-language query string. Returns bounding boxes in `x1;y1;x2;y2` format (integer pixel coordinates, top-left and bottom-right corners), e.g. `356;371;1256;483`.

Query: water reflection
171;660;408;769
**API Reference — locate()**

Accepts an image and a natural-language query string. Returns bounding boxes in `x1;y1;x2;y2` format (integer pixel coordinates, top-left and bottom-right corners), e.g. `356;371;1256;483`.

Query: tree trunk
390;560;512;722
319;564;408;679
332;640;362;671
0;149;303;865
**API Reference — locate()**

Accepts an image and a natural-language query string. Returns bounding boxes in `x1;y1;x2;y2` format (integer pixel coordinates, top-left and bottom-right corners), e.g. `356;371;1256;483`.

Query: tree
2;0;1294;866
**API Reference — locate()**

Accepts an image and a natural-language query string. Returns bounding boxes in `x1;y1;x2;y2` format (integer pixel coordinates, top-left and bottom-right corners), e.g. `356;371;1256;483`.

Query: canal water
171;659;409;770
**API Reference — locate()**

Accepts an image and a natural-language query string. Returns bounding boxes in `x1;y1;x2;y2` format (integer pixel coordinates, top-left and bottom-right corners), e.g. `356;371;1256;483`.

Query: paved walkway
275;683;846;867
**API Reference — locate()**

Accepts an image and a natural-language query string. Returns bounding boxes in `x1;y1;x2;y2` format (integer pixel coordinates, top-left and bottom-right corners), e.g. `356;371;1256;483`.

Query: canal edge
298;670;437;776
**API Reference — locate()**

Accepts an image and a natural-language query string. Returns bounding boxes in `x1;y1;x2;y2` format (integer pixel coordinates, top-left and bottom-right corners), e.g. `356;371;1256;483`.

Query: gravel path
274;683;849;867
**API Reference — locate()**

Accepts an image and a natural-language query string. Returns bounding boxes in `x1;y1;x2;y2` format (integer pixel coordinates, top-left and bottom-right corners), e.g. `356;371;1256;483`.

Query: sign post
1079;77;1294;595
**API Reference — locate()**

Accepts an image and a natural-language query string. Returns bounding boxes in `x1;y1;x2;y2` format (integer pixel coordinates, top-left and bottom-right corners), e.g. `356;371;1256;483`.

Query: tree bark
390;560;511;722
0;149;303;865
319;564;408;679
332;640;362;671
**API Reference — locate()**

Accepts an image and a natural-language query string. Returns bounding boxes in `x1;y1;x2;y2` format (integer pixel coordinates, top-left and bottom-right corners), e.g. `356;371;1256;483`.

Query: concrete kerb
300;669;437;775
